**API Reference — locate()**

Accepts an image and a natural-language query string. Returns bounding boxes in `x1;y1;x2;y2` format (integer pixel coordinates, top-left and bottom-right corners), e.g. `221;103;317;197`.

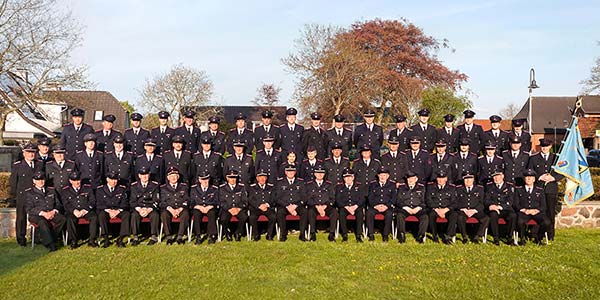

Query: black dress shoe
417;235;425;244
88;240;99;248
356;236;363;243
462;238;468;244
472;236;481;244
310;234;316;242
493;240;500;246
19;242;26;247
342;234;348;242
266;234;274;241
225;234;233;242
102;239;111;248
208;236;216;244
328;233;335;242
519;239;527;246
116;238;126;248
398;233;406;244
279;235;288;242
382;235;389;242
166;237;175;245
147;239;157;246
368;234;375;241
443;238;452;245
235;234;242;242
131;239;140;246
253;235;261;242
299;235;307;242
48;244;58;252
432;235;439;243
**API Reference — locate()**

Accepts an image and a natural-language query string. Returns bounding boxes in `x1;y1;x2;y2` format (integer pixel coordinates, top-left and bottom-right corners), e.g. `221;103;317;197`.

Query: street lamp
528;68;539;133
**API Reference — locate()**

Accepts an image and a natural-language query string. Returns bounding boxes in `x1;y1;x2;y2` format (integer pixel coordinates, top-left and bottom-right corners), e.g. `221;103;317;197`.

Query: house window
94;111;104;121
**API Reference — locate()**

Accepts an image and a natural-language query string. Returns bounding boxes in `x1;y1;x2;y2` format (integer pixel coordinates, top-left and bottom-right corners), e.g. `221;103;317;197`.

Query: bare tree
499;102;521;120
283;24;385;122
139;63;214;127
0;0;90;145
581;42;600;94
253;83;281;109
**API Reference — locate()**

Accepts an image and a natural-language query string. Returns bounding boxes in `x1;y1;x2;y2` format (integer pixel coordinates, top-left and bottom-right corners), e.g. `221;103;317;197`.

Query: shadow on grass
0;239;49;276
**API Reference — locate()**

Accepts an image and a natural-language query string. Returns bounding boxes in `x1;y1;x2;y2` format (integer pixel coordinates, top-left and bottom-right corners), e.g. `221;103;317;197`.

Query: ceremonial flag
553;116;595;206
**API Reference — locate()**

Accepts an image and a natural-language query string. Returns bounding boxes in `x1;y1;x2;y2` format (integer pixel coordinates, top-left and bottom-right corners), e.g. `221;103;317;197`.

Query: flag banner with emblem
553;116;594;206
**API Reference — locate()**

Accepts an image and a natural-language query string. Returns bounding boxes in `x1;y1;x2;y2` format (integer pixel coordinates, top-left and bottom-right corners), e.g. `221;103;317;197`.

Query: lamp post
528;68;539;133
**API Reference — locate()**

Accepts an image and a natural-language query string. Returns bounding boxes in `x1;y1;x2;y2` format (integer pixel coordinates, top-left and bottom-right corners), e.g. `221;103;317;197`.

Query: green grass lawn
1;228;599;299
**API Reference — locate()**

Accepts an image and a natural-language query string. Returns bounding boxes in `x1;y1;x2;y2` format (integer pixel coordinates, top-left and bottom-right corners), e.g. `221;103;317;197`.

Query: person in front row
219;170;249;242
96;171;130;248
366;167;396;242
26;171;66;252
62;171;98;249
455;171;489;244
515;169;551;246
190;173;219;245
160;167;190;245
335;168;367;243
129;167;161;246
395;171;428;243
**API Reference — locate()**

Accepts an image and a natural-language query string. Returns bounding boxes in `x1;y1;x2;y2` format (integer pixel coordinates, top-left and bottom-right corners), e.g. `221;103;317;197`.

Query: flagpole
552;96;583;161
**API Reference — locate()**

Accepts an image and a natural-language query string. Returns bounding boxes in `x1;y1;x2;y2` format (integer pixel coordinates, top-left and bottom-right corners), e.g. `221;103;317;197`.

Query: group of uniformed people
9;106;562;251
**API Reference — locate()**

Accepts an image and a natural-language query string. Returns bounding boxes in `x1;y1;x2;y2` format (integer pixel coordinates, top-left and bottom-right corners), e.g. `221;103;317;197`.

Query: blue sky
67;0;600;118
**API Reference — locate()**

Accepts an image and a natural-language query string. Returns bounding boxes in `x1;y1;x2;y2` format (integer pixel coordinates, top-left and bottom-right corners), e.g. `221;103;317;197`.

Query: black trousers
66;211;98;242
545;192;557;239
160;209;189;237
99;210;130;238
219;208;248;235
366;208;392;237
16;195;27;245
488;210;516;240
248;206;276;237
396;209;429;236
307;205;338;234
131;210;160;237
276;205;307;238
338;207;364;237
29;214;66;247
517;212;550;240
457;210;490;238
428;209;457;237
191;208;218;237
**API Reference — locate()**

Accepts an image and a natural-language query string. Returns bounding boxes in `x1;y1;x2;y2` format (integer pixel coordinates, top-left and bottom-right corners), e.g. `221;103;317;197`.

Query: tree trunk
0;114;6;146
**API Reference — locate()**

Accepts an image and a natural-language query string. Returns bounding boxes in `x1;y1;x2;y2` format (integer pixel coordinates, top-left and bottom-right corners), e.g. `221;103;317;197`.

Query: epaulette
62;186;71;190
250;183;257;187
267;183;274;186
24;188;32;192
191;184;198;188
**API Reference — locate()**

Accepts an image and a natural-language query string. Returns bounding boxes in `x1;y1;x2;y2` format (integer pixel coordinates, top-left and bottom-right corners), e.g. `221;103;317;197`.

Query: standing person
437;114;460;154
226;113;254;155
477;141;504;185
453;138;478;185
353;109;384;159
527;138;562;241
482;115;510;155
254;135;282;184
104;135;135;187
275;165;307;242
96;172;130;248
278;107;304;159
223;140;255;185
302;112;328;160
305;166;337;242
426;170;458;244
380;136;408;184
335;169;367;242
247;169;276;241
25;171;66;251
35;137;54;168
200;116;227;155
502;136;530;186
366;168;396;242
192;137;223;186
254;110;281;152
150;111;176;155
45;145;76;190
326;114;353;158
61;108;94;160
94;114;121;153
175;110;201;153
163;135;193;184
410;108;437;152
352;146;381;185
457;110;484;155
129;167;160;246
9;143;43;246
387;115;412;152
135;139;164;184
323;143;350;185
299;146;323;182
404;136;431;184
160;167;190;245
62;171;99;248
429;140;456;183
508;119;532;153
484;170;517;246
74;133;104;188
190;173;219;245
218;170;249;242
395;172;428;243
515;169;551;245
123;113;150;156
455;172;490;244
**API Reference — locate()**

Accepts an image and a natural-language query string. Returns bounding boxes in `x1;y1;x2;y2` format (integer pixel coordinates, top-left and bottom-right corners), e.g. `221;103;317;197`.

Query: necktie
29;161;34;168
41;188;45;194
462;153;466;160
317;182;321;188
238;155;242;162
335;158;339;164
134;129;139;136
89;152;93;158
290;126;294;131
176;152;180;160
202;187;207;192
497;184;501;189
413;152;416;160
59;161;63;169
118;153;122;160
467;126;471;133
494;131;498;138
142;183;147;189
239;129;243;135
422;126;426;131
391;153;395;159
380;183;384;188
161;128;165;134
438;155;442;162
75;126;80;133
188;127;192;135
148;155;152;161
447;129;451;135
513;152;517;159
205;153;209;159
369;125;372;132
212;132;216;137
543;154;548;161
74;188;78;193
172;184;176;189
104;131;109;137
488;157;492;164
467;187;471;193
289;180;293;185
109;187;114;193
338;130;342;136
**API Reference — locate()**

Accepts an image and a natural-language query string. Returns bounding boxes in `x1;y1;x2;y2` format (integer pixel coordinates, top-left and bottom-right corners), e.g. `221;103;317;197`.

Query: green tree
119;101;136;115
421;86;472;127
